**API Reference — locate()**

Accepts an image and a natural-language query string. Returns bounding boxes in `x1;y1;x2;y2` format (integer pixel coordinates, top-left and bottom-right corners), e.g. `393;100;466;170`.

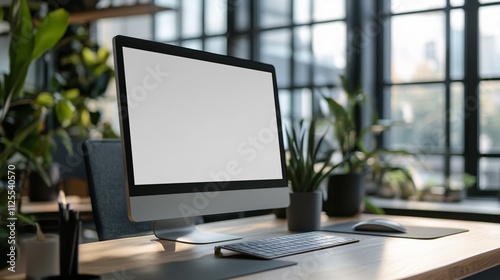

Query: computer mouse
352;219;407;233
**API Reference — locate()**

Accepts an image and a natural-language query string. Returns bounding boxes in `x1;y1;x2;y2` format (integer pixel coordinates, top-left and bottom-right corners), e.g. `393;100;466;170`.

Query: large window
93;0;499;197
381;0;500;196
152;0;347;147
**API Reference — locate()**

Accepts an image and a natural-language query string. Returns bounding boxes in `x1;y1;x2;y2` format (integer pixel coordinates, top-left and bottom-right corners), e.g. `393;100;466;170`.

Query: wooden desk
2;214;498;279
20;196;92;214
19;196;93;233
74;214;500;279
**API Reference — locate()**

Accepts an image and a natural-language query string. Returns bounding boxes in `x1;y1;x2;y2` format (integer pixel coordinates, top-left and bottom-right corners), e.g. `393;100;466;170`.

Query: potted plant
285;120;336;232
322;75;411;216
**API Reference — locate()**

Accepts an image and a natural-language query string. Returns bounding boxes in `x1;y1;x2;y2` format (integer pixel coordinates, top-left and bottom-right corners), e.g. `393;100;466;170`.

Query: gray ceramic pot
287;191;322;232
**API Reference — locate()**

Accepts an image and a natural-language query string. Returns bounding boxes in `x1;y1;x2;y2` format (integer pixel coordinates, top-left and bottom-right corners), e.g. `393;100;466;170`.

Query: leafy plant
0;0;70;185
286;120;338;193
322;75;413;175
0;2;70;267
55;28;116;138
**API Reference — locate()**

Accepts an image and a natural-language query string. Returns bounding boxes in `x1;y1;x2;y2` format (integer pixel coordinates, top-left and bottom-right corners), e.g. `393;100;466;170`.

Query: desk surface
74;214;500;279
20;196;92;214
0;215;500;280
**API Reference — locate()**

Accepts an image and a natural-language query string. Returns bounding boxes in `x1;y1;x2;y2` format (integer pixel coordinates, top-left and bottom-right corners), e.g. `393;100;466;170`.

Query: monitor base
153;217;241;244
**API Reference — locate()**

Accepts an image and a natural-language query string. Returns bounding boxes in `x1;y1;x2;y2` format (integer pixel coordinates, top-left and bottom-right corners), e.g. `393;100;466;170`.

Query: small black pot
324;174;365;217
287;191;322;232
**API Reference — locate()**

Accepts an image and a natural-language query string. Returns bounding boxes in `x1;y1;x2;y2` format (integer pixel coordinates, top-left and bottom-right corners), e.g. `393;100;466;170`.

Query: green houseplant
55;27;116;138
322;75;411;216
285;120;336;231
1;0;69;268
1;0;70;185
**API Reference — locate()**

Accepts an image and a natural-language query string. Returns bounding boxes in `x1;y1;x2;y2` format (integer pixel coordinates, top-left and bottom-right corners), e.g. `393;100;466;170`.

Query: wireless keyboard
214;231;358;259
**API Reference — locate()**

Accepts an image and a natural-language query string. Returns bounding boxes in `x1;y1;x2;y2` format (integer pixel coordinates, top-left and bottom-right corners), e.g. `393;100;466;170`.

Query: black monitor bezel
113;35;288;197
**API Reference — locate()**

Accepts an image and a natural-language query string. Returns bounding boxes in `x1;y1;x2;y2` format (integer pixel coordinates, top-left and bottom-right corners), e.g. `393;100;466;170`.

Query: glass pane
260;29;292;87
294;26;312;86
97;15;152;40
450;82;464;153
449;156;466;191
479;158;500;190
259;0;291;28
479;81;500;153
480;0;500;3
205;37;227;55
182;0;202;38
235;0;250;31
391;0;445;14
450;0;464;6
313;0;345;22
479;6;500;78
386;84;446;152
450;9;464;80
317;86;344;113
155;11;177;41
293;88;313;120
156;0;178;6
316;86;344;148
391;12;445;83
408;155;445;190
279;90;292;119
233;35;250;59
280;89;292;150
205;0;227;35
294;0;311;24
312;22;346;85
181;39;202;50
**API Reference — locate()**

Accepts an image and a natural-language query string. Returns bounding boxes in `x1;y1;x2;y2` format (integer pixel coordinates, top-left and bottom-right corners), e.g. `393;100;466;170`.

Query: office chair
83;139;153;241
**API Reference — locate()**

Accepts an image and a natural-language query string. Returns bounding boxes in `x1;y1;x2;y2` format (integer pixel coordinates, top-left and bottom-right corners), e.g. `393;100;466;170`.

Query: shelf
69;3;172;24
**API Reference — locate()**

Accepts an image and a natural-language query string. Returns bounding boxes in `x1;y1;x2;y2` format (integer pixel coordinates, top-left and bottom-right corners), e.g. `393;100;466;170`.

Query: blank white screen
122;47;283;185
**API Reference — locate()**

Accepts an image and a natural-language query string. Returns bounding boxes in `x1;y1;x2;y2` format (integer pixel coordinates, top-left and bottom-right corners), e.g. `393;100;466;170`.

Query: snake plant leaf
286;120;335;193
31;8;69;60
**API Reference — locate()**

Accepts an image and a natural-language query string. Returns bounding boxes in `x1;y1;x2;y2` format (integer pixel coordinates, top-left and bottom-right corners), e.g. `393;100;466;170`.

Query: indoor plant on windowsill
322;75;412;217
285;120;336;232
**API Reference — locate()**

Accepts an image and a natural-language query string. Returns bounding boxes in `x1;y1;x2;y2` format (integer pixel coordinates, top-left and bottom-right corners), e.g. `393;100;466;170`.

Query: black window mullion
444;1;452;188
290;0;297;122
464;0;480;195
201;0;206;49
377;0;390;148
227;0;235;57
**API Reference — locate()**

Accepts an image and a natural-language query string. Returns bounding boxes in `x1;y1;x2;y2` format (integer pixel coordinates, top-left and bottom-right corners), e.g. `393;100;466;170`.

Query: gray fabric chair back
83;139;152;241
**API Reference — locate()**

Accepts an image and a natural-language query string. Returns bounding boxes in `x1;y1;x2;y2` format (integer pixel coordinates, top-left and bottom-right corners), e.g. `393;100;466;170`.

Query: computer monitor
112;35;289;244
